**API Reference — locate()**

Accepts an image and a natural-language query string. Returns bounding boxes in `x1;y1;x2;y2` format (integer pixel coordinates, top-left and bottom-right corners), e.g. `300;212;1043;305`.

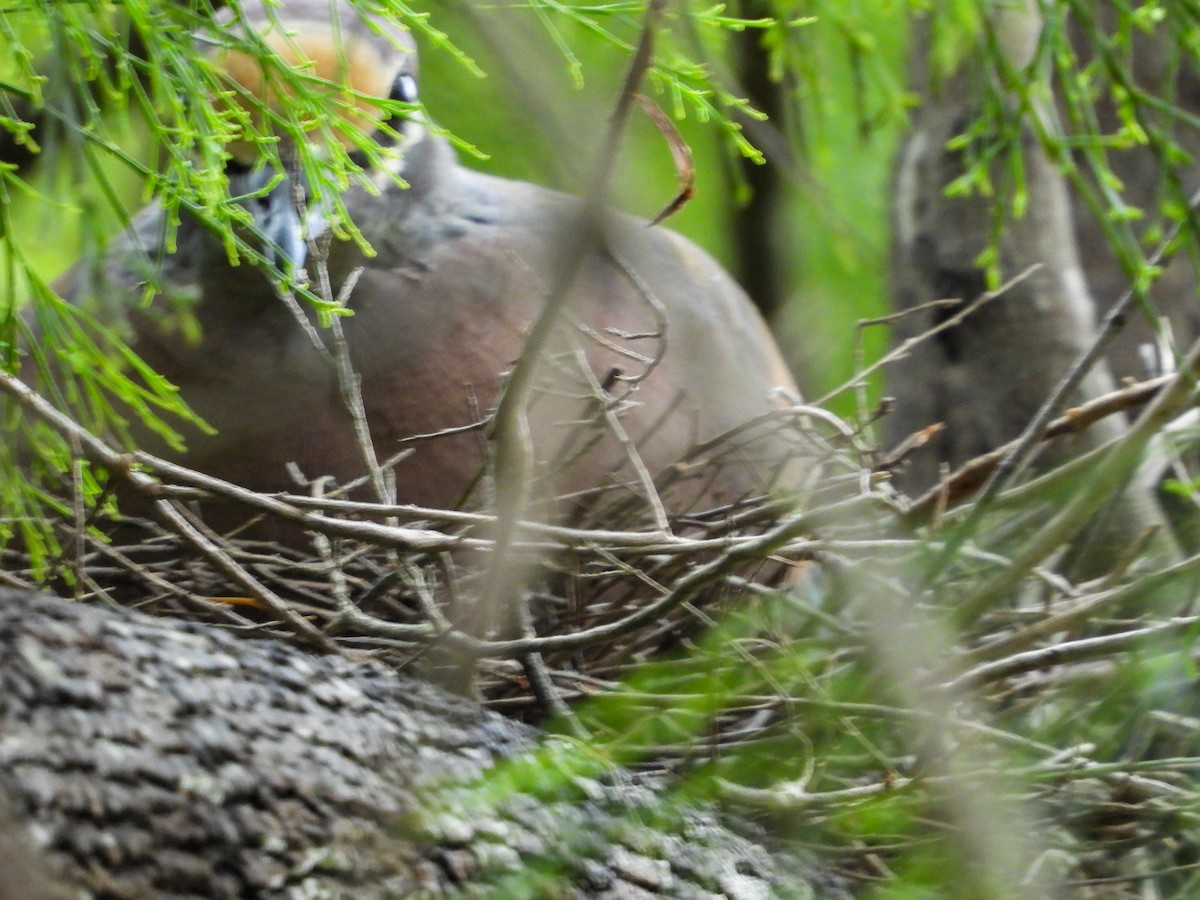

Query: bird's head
201;0;420;274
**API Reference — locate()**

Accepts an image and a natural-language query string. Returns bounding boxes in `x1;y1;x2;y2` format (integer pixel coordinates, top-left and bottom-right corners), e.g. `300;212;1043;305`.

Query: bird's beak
228;163;329;275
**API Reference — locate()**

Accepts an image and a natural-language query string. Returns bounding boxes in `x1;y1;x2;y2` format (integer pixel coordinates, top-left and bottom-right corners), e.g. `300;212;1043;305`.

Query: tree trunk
885;11;1186;570
0;589;837;898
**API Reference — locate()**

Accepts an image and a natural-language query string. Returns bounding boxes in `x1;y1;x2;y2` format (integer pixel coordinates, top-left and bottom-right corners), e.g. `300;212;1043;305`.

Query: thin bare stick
156;499;337;650
325;266;397;508
944;614;1200;693
1;377;339;646
606;245;670;391
480;0;668;634
570;344;672;534
904;372;1174;522
947;545;1200;676
443;506;818;659
0;369;470;553
954;333;1200;619
636;93;695;226
287;149;394;509
816;264;1041;406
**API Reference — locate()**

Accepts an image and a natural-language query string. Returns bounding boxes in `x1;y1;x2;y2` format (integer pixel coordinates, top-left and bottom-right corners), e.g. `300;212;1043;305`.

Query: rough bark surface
890;14;1200;465
0;589;833;898
885;14;1190;567
888;17;1119;479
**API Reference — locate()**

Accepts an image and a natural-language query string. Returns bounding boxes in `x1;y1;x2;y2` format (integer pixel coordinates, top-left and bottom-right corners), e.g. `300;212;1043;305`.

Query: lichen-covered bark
0;589;834;898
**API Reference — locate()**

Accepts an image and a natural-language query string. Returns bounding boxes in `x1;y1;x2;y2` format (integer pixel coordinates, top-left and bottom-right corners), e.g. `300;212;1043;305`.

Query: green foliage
0;0;907;558
769;0;910;404
5;2;1200;896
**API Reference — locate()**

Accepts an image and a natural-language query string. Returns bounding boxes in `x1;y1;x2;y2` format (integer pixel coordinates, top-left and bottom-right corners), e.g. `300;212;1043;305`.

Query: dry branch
903;372;1175;523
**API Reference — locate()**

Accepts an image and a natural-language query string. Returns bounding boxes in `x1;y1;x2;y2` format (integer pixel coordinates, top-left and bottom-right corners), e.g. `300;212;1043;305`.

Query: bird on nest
33;0;816;543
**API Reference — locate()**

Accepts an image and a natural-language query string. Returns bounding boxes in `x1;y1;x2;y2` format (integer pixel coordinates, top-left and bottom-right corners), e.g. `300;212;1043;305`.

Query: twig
0;369;334;647
570;344;672;534
945;545;1200;676
479;0;669;636
635;93;695;225
156;500;338;651
324;265;397;509
0;370;470;549
944;615;1200;693
518;597;586;735
278;138;394;511
953;333;1200;620
815;265;1040;406
904;372;1174;522
444;506;819;659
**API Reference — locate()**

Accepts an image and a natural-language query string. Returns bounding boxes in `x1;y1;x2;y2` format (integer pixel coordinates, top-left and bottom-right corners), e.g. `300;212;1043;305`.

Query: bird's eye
390;73;418;105
225;158;252;177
